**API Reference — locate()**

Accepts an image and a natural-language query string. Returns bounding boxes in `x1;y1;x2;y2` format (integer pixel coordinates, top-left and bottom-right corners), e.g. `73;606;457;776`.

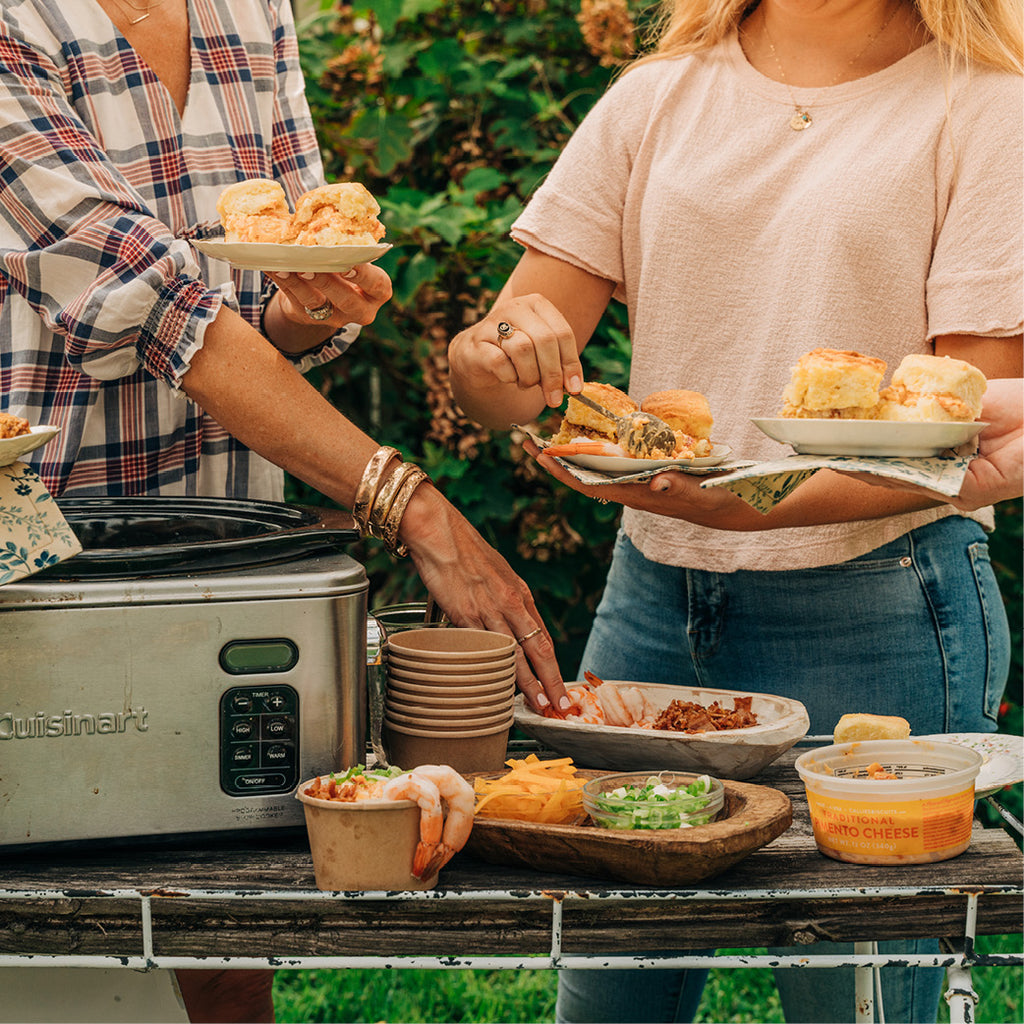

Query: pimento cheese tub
794;740;983;865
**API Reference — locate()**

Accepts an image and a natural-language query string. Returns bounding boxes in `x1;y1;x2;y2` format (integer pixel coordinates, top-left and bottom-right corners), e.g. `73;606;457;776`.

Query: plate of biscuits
196;178;391;272
539;382;735;473
757;349;988;457
0;415;60;467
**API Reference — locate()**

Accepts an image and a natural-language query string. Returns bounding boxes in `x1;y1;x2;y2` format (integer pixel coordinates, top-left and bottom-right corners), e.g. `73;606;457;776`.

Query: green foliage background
286;0;1022;745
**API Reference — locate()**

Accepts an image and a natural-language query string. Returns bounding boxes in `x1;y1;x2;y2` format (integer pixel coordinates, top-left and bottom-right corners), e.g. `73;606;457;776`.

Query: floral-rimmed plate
914;733;1023;798
557;443;733;475
0;425;60;468
193;240;392;273
752;418;986;458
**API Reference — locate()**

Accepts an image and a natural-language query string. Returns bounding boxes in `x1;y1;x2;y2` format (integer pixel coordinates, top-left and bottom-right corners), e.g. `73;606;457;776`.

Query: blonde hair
637;0;1023;73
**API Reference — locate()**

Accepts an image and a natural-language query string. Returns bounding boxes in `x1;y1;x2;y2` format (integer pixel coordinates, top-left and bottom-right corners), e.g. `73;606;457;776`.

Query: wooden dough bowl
463;771;793;887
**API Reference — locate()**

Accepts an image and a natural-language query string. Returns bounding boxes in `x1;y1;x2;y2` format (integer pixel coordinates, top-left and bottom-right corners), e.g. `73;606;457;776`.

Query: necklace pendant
790;110;812;131
128;12;150;23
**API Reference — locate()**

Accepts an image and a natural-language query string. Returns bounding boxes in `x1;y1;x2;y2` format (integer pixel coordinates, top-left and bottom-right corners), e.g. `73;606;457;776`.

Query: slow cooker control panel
219;685;300;797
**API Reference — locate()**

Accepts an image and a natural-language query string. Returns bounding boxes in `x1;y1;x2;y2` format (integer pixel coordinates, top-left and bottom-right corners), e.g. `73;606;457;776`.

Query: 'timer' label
0;708;149;739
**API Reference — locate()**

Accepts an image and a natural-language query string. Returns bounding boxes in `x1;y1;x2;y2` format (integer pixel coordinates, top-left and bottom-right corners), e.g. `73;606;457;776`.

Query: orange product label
805;788;974;858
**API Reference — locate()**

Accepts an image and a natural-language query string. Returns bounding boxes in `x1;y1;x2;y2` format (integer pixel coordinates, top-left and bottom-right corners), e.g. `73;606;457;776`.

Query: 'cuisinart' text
0;709;149;739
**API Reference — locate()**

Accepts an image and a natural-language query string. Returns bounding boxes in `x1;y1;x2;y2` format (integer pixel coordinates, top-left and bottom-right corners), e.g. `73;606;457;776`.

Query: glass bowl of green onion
582;771;725;830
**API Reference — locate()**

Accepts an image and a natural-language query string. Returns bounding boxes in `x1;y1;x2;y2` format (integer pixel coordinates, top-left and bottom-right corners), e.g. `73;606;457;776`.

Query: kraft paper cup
385;688;516;710
295;777;439;891
386;706;513;728
794;739;983;865
385;696;515;720
383;720;511;774
386;677;517;699
386;658;517;684
386;628;516;663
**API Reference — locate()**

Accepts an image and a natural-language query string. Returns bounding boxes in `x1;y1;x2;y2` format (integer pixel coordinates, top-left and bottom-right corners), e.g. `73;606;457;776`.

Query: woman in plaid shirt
0;1;569;1020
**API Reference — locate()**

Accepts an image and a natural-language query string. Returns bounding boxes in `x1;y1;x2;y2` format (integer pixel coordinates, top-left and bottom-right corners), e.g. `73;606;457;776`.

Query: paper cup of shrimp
296;764;475;890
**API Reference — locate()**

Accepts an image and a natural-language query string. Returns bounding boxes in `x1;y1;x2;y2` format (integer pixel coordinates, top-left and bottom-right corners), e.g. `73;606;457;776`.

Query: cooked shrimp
620;686;656;727
562;683;605;724
381;772;444;880
405;764;476;878
595;682;633;727
541;439;629;459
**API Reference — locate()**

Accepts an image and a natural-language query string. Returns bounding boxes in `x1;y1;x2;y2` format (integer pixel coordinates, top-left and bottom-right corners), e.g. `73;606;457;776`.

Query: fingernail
343;268;357;279
568;375;582;393
536;692;551;708
299;271;315;280
547;390;563;407
558;696;571;711
276;271;290;279
653;478;670;493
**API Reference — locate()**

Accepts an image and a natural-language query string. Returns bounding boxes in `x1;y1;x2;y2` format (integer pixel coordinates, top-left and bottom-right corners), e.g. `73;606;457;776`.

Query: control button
263;744;292;764
234;773;288;789
231;694;254;714
262;716;292;740
265;693;289;712
231;719;255;739
231;745;255;766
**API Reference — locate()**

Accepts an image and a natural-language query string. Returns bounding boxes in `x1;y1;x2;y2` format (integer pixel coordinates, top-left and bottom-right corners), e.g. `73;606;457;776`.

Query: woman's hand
529;436;740;523
398;481;571;716
264;263;393;351
447;250;614;429
840;378;1023;510
449;293;583;410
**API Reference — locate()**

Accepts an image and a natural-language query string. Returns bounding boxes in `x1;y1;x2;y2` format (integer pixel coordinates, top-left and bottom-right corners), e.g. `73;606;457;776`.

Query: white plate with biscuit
0;425;60;468
752;418;986;457
557;443;733;474
193;240;392;273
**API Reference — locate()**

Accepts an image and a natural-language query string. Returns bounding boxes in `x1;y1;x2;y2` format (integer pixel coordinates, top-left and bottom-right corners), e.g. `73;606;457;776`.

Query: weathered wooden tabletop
0;749;1020;960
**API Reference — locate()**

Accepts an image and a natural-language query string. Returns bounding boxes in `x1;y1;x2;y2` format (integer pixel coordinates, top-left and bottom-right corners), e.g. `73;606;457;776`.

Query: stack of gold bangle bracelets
352;446;429;557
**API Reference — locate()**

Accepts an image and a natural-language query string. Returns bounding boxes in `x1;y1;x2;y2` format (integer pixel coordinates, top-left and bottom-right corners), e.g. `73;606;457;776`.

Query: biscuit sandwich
216;178;295;244
291;183;386;247
552;382;637;445
641;389;714;458
781;348;888;419
876;354;987;422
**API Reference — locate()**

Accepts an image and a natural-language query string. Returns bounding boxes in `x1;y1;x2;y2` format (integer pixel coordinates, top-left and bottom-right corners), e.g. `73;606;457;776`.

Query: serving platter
557;443;733;474
514;683;810;780
752;417;986;457
463;769;793;886
0;425;60;468
914;732;1023;798
193;240;391;273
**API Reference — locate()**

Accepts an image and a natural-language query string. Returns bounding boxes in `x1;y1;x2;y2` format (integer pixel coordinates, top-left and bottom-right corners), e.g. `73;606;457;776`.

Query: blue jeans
555;516;1010;1024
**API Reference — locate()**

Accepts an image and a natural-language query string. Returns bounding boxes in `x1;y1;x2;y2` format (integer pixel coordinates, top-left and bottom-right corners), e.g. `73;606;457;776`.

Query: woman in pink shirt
449;0;1021;1020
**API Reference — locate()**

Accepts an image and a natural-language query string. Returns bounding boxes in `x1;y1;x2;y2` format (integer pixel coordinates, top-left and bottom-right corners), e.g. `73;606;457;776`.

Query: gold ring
304;299;334;321
496;321;515;342
596;497;610;505
515;627;542;645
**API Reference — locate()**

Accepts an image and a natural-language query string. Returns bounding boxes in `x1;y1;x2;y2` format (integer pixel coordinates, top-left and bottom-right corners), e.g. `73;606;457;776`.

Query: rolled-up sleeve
0;23;229;389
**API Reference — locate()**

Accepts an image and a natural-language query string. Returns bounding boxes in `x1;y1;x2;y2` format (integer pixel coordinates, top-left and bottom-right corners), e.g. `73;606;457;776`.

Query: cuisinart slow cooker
0;496;369;848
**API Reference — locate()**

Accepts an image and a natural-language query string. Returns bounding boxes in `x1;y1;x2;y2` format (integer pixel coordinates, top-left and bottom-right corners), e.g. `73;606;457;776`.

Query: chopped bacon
652;696;760;734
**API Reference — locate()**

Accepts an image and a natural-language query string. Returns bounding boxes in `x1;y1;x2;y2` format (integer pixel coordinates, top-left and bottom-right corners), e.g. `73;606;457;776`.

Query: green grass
273;934;1021;1023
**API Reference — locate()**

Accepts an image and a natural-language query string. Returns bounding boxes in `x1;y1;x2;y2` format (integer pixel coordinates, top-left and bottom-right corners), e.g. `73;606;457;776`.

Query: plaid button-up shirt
0;0;358;499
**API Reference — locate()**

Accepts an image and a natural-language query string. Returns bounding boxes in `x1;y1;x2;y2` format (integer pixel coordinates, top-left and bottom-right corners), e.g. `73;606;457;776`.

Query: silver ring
304;300;334;321
515;627;542;645
496;321;515;342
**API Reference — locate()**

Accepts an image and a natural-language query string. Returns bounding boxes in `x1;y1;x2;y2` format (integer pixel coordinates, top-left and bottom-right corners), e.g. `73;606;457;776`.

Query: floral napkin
0;462;82;585
699;452;973;514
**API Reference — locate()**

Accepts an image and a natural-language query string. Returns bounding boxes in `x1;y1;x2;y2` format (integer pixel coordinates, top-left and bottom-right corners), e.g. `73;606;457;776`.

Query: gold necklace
109;0;170;26
761;3;900;131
